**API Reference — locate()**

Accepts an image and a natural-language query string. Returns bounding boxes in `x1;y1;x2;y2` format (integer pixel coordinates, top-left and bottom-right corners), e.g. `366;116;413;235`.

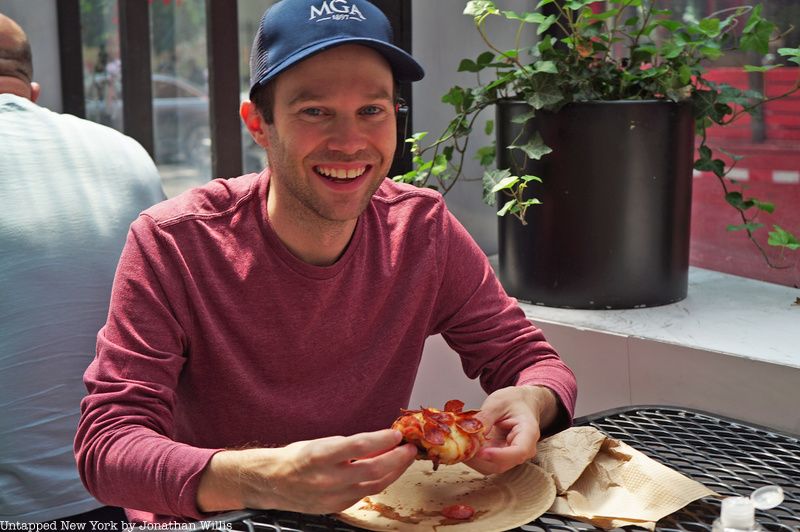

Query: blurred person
75;0;578;523
0;13;165;523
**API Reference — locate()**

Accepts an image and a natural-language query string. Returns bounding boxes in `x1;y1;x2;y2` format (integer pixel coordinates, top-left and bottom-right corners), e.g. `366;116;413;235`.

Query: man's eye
301;108;324;117
361;105;384;116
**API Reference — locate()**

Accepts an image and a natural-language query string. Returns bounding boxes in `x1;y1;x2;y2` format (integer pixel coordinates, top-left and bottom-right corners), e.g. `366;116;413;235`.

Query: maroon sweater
75;171;576;522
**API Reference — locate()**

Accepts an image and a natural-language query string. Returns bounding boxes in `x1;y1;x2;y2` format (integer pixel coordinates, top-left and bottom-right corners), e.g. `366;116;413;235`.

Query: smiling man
75;0;577;524
243;44;397;265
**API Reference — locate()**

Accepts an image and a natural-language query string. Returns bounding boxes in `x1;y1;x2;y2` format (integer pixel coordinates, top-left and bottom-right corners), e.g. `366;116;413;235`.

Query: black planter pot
496;99;694;309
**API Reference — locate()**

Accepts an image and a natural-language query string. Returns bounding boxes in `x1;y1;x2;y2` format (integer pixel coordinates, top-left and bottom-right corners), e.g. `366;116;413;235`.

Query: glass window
81;0;211;198
655;1;800;287
150;0;211;198
238;0;277;175
82;0;123;131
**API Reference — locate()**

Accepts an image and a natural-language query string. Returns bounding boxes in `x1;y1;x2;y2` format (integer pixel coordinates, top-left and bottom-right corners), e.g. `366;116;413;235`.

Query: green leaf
464;0;498;17
678;64;692;85
725;191;755;211
727;222;764;232
476;51;495;67
698;17;721;38
654;19;682;32
482;168;511;205
743;64;781;72
563;0;595;10
511;109;537;124
699;44;722;61
519;198;543;207
520;175;543;184
743;4;763;32
431;154;448;176
660;41;685;59
497;199;517;217
503;10;546;24
484;119;494;135
475;145;496;167
754;200;775;214
623;16;639;27
536;14;558;35
491;175;520;193
533;60;558;74
587;9;620;21
508;132;552;160
768;226;800;250
458;58;481;73
441;86;465;107
717;148;744;162
740;9;775;55
409;131;428;143
697;159;725;177
778;47;800;66
525;75;563;109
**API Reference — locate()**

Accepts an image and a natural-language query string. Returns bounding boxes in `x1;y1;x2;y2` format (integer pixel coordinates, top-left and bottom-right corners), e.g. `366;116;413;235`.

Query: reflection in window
82;0;122;131
150;0;211;197
238;0;278;175
81;0;211;198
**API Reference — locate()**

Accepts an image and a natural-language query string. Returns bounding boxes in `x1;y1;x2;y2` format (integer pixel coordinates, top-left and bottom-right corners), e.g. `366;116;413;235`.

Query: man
75;0;577;523
0;13;165;523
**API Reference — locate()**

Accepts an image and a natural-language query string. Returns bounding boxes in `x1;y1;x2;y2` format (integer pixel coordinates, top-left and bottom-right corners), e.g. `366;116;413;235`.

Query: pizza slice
391;399;486;470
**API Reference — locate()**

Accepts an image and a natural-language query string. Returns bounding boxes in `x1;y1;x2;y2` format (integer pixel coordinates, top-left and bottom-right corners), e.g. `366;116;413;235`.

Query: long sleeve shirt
75;171;576;522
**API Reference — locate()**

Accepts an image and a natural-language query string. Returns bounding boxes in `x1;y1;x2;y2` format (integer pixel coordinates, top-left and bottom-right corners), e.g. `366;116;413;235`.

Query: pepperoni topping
422;423;448;445
443;399;465;412
441;504;475;520
456;417;484;433
391;400;486;467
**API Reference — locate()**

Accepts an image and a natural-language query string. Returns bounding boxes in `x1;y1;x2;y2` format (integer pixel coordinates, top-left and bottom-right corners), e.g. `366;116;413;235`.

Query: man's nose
326;116;368;154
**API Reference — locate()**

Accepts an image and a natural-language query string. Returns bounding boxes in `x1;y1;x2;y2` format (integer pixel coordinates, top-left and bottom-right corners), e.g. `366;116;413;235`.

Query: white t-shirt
0;94;165;522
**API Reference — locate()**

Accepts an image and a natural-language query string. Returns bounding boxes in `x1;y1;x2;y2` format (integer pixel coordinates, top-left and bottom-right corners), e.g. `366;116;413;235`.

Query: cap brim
250;37;424;97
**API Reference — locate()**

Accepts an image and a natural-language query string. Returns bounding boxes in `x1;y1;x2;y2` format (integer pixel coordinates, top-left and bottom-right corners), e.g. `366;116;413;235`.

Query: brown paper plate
337;460;556;531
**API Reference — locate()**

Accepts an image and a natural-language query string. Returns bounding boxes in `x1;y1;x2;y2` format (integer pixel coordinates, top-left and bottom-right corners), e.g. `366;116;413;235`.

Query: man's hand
197;429;417;515
466;385;558;475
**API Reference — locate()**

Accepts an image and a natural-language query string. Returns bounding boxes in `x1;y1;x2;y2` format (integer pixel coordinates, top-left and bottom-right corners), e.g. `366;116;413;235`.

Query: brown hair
250;82;275;124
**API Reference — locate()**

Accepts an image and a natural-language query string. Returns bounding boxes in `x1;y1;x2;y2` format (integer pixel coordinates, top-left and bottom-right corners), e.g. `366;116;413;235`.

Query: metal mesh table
195;406;800;532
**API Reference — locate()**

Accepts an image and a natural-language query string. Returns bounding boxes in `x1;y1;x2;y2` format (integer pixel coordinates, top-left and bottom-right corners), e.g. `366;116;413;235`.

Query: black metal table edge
573;404;800;439
179;404;800;532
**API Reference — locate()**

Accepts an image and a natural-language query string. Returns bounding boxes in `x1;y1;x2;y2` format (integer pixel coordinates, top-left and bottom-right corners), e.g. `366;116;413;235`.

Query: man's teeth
316;166;366;179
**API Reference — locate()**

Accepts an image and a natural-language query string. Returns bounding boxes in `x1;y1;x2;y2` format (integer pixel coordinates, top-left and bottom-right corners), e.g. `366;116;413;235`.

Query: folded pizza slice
391;399;486;470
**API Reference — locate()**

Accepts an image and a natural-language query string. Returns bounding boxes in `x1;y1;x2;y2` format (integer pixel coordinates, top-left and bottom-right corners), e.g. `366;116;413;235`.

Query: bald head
0;13;39;101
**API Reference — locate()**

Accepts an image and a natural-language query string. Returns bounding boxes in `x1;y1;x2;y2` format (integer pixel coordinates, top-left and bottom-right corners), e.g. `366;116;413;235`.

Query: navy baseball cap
249;0;425;97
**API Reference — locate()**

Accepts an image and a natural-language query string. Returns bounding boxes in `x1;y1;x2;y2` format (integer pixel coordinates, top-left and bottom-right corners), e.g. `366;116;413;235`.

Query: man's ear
240;100;269;148
29;82;40;103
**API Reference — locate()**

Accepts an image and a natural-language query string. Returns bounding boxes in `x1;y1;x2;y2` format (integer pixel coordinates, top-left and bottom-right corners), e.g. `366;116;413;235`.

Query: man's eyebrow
287;88;393;106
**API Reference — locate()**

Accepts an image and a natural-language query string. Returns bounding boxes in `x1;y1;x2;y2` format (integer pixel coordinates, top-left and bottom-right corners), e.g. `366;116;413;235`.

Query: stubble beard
265;132;388;227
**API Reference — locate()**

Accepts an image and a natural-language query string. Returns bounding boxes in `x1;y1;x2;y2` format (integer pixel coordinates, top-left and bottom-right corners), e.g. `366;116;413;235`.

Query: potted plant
395;0;800;308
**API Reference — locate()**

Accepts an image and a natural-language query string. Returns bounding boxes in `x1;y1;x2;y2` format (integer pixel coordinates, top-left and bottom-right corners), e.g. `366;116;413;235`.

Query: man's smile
314;164;371;182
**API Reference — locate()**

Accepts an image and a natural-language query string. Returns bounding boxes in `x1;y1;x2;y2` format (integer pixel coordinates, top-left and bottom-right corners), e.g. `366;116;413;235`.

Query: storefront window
81;0;211;198
238;0;277;175
82;0;122;131
659;1;800;287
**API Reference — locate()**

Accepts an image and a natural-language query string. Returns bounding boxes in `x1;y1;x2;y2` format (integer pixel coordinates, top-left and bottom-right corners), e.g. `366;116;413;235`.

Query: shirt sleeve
430;206;577;426
74;215;221;521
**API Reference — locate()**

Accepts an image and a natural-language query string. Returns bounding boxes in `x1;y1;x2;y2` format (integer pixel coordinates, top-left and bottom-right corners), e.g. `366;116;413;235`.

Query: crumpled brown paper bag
534;426;719;530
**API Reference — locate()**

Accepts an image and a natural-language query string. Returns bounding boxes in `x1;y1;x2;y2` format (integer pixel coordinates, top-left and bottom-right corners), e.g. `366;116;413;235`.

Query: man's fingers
347;442;416;484
353;449;417;496
468;444;530;475
323;429;404;464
